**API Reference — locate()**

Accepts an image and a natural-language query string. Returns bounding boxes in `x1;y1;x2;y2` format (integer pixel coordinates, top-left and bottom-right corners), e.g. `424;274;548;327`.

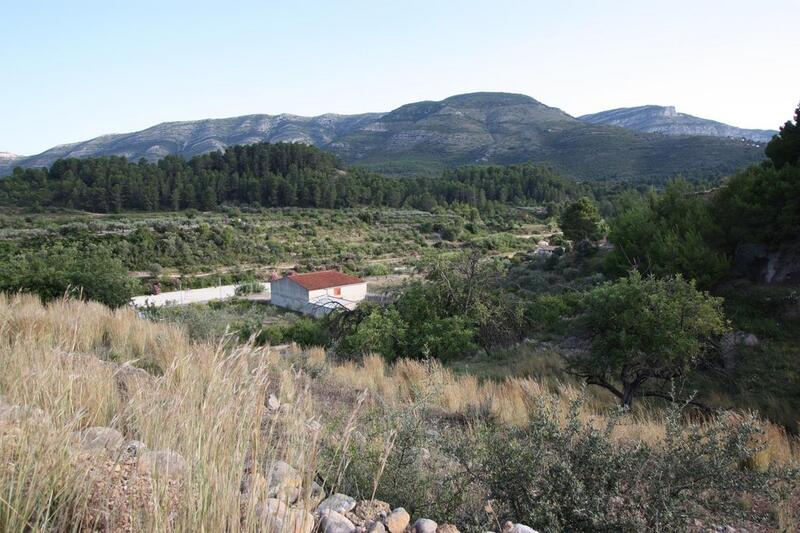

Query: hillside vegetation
1;294;797;532
0;143;606;213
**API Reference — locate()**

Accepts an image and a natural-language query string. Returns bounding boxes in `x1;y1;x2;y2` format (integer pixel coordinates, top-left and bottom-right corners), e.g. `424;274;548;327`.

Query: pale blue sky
1;0;798;155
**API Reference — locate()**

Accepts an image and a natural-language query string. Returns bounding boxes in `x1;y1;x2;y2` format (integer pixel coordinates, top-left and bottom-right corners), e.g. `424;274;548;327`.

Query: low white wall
131;283;268;307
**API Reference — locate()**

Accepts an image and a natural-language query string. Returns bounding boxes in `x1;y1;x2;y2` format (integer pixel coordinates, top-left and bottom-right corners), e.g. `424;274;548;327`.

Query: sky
1;0;798;155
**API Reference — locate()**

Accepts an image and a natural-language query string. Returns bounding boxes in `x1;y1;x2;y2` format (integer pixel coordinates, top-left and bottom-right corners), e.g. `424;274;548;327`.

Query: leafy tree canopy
0;245;140;308
332;252;527;361
558;197;606;242
605;180;729;288
569;271;728;407
765;102;800;169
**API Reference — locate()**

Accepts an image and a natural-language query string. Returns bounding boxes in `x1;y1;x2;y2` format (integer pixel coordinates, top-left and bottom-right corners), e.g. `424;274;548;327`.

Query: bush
0;246;140;308
443;398;789;532
362;263;391;276
284;318;329;348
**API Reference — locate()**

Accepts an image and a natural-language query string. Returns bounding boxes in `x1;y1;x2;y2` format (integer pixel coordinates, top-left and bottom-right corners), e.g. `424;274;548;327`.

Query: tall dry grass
0;293;796;531
0;293;322;531
323;348;799;463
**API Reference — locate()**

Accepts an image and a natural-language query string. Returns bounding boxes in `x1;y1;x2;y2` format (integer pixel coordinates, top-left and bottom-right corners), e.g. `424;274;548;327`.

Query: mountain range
580;105;775;143
0;93;768;180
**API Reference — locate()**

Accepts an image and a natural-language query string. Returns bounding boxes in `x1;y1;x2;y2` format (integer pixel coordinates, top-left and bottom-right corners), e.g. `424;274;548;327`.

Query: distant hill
579;105;776;143
1;93;766;180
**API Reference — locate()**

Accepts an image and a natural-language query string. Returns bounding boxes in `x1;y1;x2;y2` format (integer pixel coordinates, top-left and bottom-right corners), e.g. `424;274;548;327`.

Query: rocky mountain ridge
1;92;766;180
579;105;776;143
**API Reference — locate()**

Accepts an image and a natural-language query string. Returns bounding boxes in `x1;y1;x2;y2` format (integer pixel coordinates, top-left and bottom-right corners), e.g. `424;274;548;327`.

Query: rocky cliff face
579;105;776;143
1;93;766;180
735;241;800;284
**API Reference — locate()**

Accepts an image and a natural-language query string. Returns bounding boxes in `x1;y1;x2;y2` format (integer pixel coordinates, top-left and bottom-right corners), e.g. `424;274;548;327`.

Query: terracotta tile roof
285;270;365;291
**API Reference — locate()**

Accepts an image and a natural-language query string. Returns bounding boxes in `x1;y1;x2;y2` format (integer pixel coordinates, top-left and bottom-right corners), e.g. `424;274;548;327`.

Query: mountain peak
580;105;775;143
440;92;544;107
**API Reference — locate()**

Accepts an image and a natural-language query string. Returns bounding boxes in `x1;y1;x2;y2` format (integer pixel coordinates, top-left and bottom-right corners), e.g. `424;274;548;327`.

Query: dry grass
0;293;321;531
320;346;799;463
0;293;796;531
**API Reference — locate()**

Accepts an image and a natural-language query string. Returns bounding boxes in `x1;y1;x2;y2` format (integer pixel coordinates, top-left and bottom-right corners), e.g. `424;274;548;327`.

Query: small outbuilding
270;270;367;316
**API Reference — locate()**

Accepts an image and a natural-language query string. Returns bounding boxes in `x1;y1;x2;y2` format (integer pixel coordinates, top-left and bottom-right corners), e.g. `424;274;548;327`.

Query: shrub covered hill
1;92;765;180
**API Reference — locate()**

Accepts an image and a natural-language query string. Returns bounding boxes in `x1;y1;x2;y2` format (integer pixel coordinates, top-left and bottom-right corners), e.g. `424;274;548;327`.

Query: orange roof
285;270;365;291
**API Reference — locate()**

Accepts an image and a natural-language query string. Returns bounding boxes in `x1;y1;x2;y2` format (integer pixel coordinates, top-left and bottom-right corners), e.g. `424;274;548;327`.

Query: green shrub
336;395;793;532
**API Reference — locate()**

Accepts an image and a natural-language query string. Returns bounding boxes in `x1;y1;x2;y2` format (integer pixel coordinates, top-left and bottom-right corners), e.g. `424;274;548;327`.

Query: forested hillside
0;142;620;212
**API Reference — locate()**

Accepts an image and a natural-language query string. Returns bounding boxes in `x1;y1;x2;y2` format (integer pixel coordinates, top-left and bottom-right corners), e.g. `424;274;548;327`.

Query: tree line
0;142;623;212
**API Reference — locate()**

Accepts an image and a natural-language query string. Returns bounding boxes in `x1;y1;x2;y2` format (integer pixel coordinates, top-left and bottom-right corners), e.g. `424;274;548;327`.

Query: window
333;287;341;297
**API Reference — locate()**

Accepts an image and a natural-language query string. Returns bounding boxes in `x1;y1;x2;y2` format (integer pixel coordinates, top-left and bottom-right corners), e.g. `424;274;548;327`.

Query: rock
367;521;386;533
734;240;800;284
347;499;390;526
721;331;760;370
0;403;46;424
256;498;314;533
265;460;302;503
385;508;410;533
437;525;459;533
319;509;357;533
121;440;147;459
137;449;188;481
742;333;759;347
501;522;539;533
317;493;357;515
74;426;125;452
268;393;281;411
305;481;325;508
413;518;438;533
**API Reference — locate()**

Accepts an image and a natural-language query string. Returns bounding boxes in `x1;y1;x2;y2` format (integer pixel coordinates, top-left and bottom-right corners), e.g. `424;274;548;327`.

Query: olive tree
571;271;728;407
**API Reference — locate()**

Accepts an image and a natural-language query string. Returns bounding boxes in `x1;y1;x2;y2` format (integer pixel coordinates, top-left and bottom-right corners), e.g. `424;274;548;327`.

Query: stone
268;393;281;411
414;518;438;533
137;449;188;481
0;403;46;424
75;426;125;452
385;508;410;533
317;493;357;515
348;499;391;526
367;521;386;533
742;333;759;347
121;440;148;459
501;523;539;533
256;498;315;533
305;481;325;508
319;509;357;533
265;460;303;503
437;525;459;533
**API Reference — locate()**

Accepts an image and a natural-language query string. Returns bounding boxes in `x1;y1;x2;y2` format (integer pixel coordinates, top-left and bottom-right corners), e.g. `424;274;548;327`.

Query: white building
270;270;367;316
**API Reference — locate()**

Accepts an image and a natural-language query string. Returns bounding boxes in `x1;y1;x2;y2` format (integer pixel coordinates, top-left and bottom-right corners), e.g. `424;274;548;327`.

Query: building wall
327;283;368;303
270;278;310;313
271;280;368;316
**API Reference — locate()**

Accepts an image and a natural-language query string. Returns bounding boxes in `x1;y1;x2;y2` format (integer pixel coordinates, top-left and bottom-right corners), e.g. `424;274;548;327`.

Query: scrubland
1;293;797;532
